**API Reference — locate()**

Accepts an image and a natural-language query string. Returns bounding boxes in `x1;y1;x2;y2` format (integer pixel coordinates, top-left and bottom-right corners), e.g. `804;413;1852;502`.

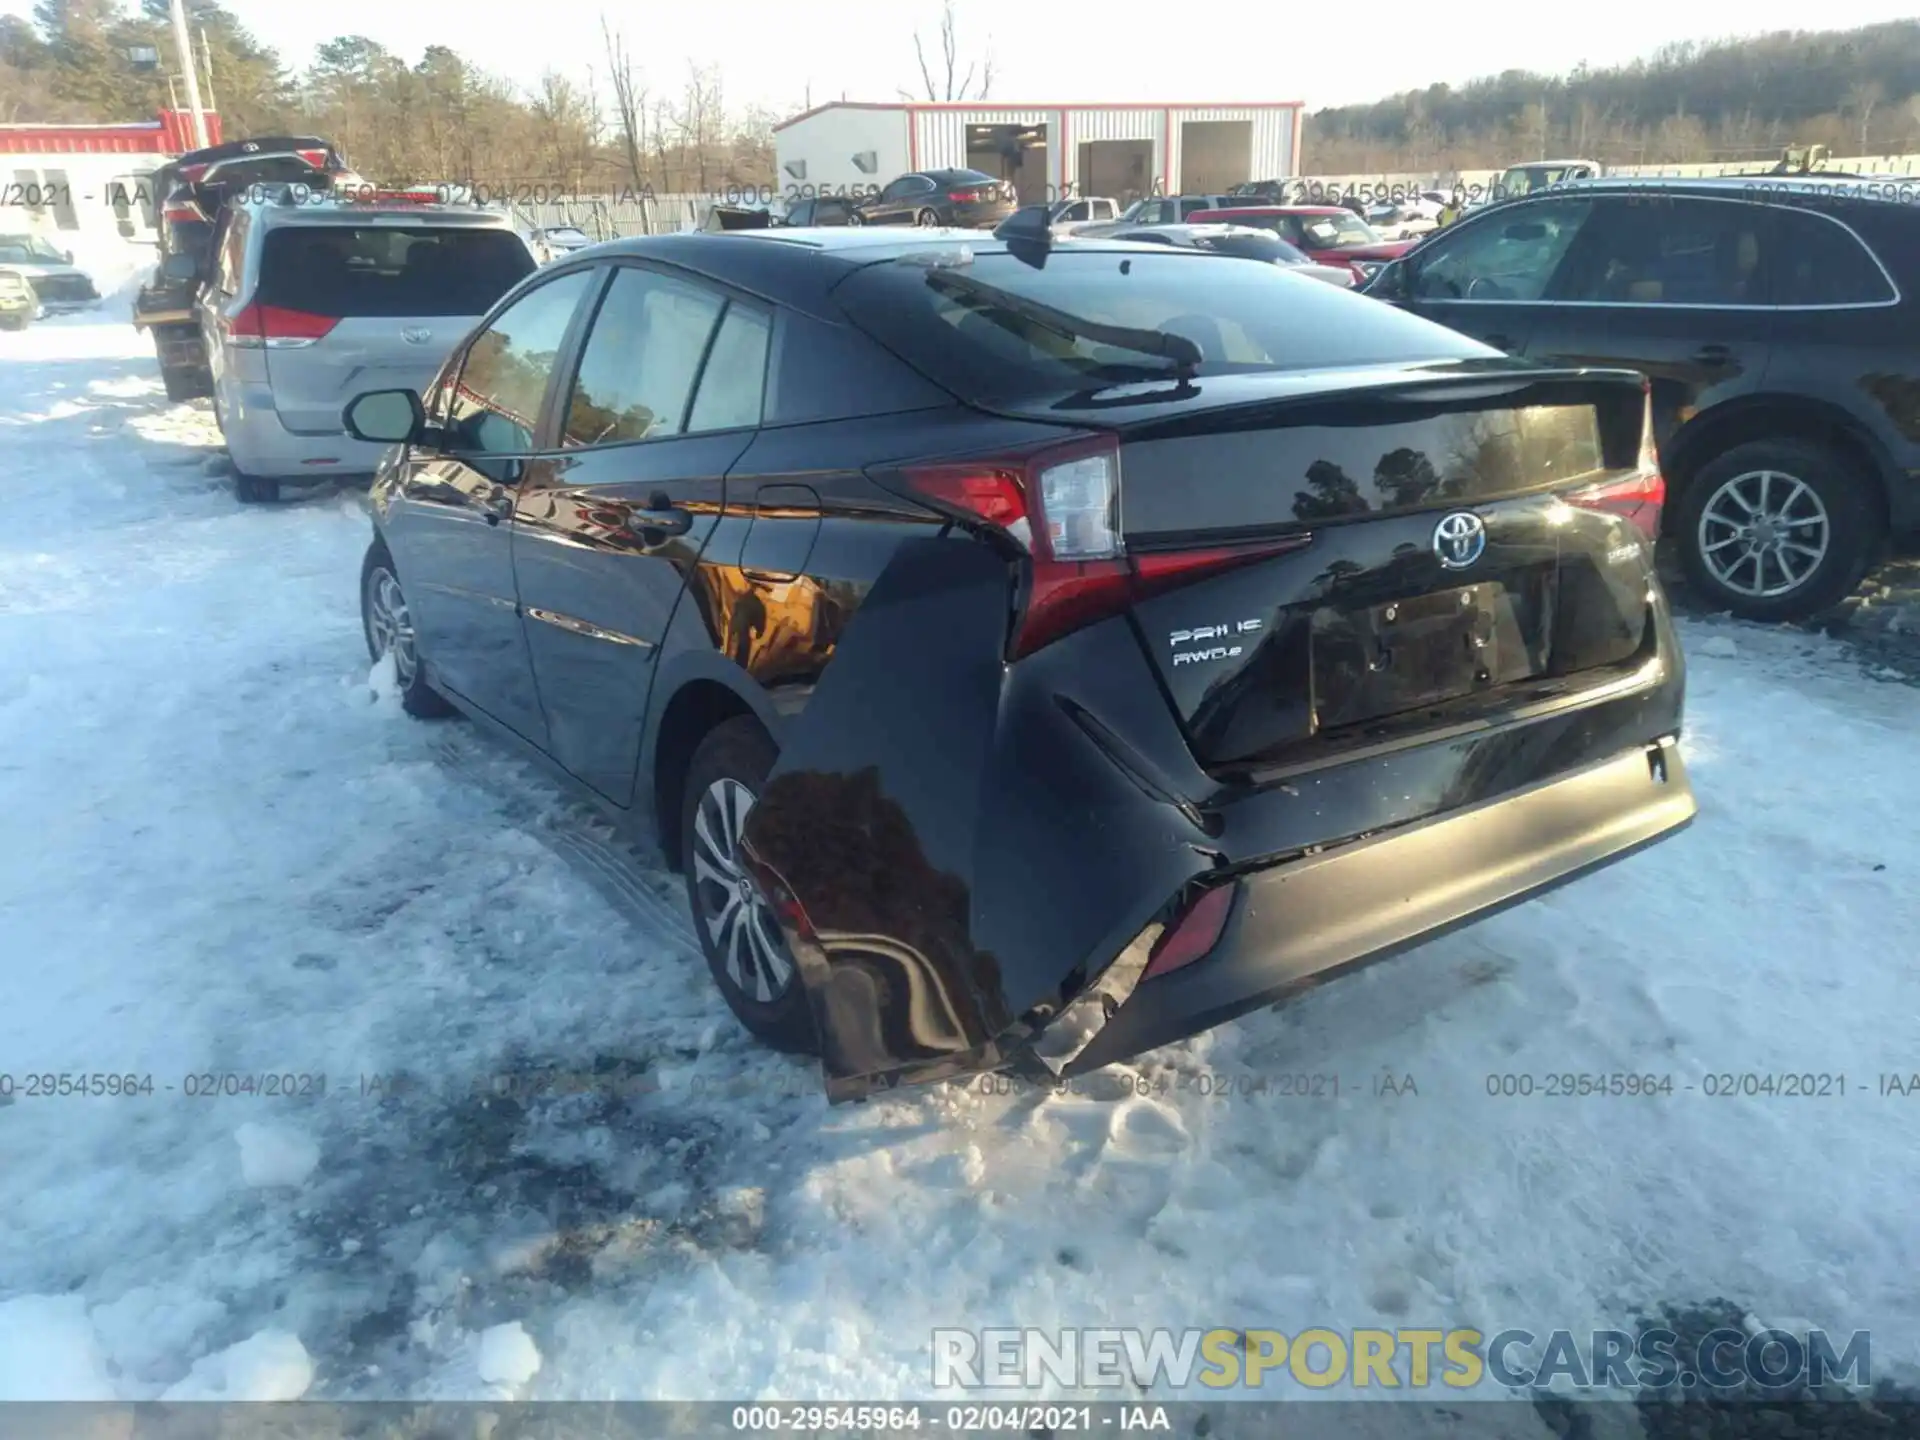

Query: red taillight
884;437;1309;658
1143;884;1235;980
1566;392;1665;542
294;148;330;169
163;203;204;224
228;302;338;348
949;190;982;203
176;162;210;184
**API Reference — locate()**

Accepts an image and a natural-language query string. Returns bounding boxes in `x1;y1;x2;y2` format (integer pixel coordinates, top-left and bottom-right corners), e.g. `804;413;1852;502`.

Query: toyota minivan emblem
402;327;433;345
1433;511;1487;569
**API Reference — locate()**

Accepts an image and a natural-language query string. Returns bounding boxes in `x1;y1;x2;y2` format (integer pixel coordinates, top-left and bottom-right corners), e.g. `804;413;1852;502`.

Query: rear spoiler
171;137;347;186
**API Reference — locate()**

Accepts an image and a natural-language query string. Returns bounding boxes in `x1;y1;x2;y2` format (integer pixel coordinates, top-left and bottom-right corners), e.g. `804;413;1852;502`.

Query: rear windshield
258;225;534;317
832;249;1485;403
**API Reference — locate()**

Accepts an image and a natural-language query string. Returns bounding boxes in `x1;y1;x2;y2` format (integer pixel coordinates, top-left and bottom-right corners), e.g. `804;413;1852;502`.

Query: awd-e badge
1170;618;1262;667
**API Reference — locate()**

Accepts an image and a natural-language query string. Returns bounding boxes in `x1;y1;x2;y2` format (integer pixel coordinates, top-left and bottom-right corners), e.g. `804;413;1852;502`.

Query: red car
1193;205;1416;281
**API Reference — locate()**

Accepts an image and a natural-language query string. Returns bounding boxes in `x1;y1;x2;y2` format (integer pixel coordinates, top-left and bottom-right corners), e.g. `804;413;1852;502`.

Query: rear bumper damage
1057;737;1694;1077
742;535;1693;1103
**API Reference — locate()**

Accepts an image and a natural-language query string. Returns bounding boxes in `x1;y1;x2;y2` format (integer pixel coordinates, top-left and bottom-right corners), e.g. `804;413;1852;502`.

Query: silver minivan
195;191;536;501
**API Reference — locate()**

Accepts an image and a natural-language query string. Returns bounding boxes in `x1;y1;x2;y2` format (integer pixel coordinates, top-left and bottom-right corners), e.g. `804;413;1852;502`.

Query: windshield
0;234;65;263
1499;165;1579;196
1190;231;1299;264
1296;212;1381;248
832;248;1482;403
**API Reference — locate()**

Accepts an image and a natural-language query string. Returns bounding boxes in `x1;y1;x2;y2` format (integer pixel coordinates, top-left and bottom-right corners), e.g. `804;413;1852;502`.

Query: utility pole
168;0;210;149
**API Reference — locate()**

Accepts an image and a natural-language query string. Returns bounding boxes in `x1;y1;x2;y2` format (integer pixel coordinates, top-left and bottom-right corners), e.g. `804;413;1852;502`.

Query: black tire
0;313;27;332
233;469;279;504
1675;438;1881;623
161;367;198;402
359;538;454;719
914;207;939;227
679;716;817;1054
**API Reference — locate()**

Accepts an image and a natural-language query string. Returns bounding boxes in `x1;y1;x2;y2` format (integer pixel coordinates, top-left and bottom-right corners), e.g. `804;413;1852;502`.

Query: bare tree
912;0;993;103
678;63;722;192
1844;80;1883;154
600;15;649;188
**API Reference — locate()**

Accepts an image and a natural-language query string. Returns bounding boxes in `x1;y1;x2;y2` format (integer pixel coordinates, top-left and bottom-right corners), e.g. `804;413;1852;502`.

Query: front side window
1410;198;1594;302
1558;198;1767;306
561;266;727;447
447;268;595;455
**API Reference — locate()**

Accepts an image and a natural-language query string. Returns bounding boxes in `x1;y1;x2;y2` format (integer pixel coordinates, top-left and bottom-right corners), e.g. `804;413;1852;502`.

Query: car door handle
1693;344;1732;366
627;496;693;539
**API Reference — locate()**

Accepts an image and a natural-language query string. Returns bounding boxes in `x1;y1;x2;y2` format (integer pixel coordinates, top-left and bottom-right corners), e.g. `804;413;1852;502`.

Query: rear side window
833;250;1486;404
561;266;726;446
257;225;535;317
687;305;772;432
1559;198;1768;305
1771;208;1896;306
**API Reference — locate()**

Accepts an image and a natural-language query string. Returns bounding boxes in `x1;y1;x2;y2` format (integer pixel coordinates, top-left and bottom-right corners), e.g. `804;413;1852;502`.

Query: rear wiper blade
923;267;1202;377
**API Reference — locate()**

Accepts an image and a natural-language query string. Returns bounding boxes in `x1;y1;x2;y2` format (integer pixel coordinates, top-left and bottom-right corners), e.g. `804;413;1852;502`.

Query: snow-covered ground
2;306;1918;1409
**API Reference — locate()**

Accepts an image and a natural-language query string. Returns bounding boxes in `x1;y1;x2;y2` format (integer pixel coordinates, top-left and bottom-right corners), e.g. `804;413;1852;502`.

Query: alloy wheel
1696;468;1831;599
364;567;419;685
690;777;795;1003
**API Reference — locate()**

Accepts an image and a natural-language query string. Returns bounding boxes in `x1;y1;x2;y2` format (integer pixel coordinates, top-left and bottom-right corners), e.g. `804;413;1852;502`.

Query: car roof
544;227;1243;317
1498;174;1919;206
244;197;519;229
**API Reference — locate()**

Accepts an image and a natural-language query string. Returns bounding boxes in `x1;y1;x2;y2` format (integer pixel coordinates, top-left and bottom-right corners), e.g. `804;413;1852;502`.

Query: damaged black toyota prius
350;217;1695;1103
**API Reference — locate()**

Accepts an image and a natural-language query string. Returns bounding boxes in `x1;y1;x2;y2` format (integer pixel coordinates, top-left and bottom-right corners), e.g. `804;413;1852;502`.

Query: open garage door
1077;140;1153;207
966;123;1051;206
1179;120;1253;195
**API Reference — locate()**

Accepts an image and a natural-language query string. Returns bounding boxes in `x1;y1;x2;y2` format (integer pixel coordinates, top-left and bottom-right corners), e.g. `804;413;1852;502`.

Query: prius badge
401;326;434;345
1170;618;1263;668
1433;510;1487;570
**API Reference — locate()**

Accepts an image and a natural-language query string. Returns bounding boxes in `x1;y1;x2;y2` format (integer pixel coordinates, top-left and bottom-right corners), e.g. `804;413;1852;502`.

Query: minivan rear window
258;226;535;318
832;249;1485;403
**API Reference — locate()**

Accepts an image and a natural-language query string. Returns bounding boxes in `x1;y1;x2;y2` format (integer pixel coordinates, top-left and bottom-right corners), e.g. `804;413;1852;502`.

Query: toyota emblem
401;327;433;345
1432;511;1487;570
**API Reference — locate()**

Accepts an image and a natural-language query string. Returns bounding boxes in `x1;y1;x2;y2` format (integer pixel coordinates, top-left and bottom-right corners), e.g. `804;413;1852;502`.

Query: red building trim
775;99;1304;134
0;110;219;156
1162;107;1174;193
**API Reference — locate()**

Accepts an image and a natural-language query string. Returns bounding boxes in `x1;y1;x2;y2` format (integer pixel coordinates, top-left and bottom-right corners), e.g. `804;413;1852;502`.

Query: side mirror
1365;259;1409;301
344;388;425;444
161;251;198;283
60;249;74;265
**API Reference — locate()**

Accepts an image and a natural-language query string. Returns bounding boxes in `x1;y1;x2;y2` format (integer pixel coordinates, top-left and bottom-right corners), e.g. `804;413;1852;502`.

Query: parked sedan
852;169;1016;228
1194;206;1418;282
1072;222;1355;286
345;226;1694;1102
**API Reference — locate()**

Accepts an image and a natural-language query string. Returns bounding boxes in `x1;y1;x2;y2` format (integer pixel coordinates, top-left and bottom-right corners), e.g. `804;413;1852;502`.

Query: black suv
345;227;1694;1101
1365;176;1920;621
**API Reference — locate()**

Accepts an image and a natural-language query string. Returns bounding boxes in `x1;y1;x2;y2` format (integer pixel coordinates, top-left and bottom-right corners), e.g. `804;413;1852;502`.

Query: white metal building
772;101;1303;207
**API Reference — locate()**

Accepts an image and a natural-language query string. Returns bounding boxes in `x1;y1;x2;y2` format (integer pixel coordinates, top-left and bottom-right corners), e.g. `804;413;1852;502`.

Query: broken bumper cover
1059;737;1695;1077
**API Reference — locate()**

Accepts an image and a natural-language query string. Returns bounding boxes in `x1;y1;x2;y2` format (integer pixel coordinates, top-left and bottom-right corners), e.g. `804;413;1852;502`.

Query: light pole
167;0;210;149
